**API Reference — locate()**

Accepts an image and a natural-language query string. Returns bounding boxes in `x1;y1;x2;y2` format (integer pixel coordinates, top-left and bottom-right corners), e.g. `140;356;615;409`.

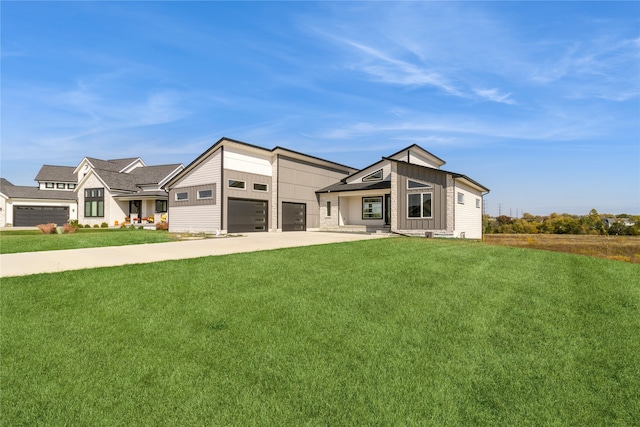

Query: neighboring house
316;144;490;239
0;178;78;226
163;137;357;233
74;157;184;226
165;138;489;238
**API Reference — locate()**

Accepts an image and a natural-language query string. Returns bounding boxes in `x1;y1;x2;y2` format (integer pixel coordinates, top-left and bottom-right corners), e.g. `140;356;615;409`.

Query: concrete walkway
0;232;390;278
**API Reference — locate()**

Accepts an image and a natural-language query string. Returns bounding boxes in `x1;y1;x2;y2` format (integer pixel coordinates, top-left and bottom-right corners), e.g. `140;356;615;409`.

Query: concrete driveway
0;232;390;278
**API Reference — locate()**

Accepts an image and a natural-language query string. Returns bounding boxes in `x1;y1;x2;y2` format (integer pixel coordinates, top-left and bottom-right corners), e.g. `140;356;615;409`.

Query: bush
63;223;78;234
93;224;100;228
68;219;79;227
101;222;108;228
156;222;168;231
37;223;57;234
84;224;91;228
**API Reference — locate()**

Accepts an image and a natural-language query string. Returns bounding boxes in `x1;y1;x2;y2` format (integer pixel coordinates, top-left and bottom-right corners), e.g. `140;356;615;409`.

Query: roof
165;137;356;189
34;165;77;182
386;158;490;193
0;178;76;200
85;157;142;172
89;169;139;192
317;180;391;194
128;164;183;185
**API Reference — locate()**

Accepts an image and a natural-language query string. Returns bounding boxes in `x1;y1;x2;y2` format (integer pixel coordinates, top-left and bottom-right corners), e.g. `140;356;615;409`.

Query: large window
156;200;167;212
84;188;104;217
408;193;432;218
362;197;383;219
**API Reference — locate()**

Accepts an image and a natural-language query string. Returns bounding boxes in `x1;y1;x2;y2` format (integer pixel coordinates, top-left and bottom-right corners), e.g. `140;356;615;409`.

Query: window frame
407;192;433;219
457;192;464;205
407;179;433;189
155;199;168;213
362;169;383;182
197;189;213;200
252;183;268;192
84;187;105;217
362;196;383;220
67;183;76;189
56;183;65;189
45;182;54;189
228;179;246;190
476;198;481;209
326;201;332;217
175;192;188;201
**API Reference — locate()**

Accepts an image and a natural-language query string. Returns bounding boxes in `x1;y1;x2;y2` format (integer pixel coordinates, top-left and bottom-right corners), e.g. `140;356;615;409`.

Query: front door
129;200;142;221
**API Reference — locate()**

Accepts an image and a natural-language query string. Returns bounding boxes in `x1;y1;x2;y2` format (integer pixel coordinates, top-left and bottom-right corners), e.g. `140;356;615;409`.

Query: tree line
484;209;640;235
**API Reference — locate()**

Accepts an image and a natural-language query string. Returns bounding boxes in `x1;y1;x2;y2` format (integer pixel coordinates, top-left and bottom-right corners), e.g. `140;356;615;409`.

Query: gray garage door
227;198;268;233
282;202;306;231
14;206;69;227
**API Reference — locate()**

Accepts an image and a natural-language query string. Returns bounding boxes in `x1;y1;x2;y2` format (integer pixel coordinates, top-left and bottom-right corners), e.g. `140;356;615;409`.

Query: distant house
165;138;489;238
1;157;183;227
0;178;77;226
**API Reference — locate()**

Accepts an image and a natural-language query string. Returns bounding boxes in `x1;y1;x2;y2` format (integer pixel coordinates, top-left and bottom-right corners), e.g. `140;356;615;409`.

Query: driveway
0;232;390;277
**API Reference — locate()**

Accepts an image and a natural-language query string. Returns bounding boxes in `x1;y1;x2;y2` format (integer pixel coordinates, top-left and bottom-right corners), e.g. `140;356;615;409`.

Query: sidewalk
0;232;390;278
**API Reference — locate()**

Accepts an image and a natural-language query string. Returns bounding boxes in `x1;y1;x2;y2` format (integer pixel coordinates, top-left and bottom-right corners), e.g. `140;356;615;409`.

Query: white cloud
473;88;517;105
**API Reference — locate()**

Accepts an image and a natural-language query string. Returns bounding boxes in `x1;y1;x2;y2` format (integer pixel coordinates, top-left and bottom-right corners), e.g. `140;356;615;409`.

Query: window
476;198;481;208
228;179;246;189
45;182;54;188
175;192;188;201
362;197;383;219
156;200;167;212
253;183;268;192
326;201;332;217
407;180;432;189
84;188;104;217
457;192;464;204
362;169;383;182
67;184;76;189
56;183;65;189
408;193;432;218
198;189;213;199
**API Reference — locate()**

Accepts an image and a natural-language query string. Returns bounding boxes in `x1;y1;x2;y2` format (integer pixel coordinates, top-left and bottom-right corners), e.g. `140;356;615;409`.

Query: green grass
0;228;177;254
2;238;639;425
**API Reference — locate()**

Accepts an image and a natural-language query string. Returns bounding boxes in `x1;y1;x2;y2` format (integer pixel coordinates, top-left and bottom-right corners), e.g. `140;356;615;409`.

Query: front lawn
2;238;639;425
0;228;177;254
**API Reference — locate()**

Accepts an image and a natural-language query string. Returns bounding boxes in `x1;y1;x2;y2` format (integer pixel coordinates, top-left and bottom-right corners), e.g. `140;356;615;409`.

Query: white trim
407;192;433;219
197;189;213;200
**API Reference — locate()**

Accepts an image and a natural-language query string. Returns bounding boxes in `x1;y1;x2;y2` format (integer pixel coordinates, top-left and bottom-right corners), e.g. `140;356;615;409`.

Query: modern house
163;138;357;233
1;157;183;227
316;144;490;239
165;138;489;238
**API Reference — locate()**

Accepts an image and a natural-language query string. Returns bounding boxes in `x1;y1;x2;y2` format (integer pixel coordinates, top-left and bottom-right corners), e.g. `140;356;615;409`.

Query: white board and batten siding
453;180;483;239
169;149;222;233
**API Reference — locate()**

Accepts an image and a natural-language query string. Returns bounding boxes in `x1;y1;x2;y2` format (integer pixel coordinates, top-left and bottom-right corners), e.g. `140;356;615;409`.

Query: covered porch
113;192;168;225
318;186;392;234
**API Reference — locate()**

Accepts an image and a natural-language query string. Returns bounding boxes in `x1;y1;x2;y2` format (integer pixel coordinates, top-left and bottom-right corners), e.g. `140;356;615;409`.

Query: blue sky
2;1;639;216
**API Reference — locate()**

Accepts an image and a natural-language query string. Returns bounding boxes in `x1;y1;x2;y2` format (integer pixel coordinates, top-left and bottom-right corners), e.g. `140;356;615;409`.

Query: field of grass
0;228;177;254
2;238;639;425
484;234;640;263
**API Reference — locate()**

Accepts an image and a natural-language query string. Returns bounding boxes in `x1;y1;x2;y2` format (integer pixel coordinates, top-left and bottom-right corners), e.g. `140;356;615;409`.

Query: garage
14;206;69;227
282;202;306;231
227;198;268;233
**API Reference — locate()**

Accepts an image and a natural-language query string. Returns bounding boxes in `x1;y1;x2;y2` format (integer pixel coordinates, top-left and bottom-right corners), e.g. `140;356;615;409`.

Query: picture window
84;187;104;217
408;193;432;218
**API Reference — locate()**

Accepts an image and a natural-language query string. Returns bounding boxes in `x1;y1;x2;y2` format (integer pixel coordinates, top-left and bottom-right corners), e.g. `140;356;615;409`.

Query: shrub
93;224;100;228
63;223;78;234
68;219;79;227
37;223;57;234
156;222;168;231
84;224;91;228
101;222;108;228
